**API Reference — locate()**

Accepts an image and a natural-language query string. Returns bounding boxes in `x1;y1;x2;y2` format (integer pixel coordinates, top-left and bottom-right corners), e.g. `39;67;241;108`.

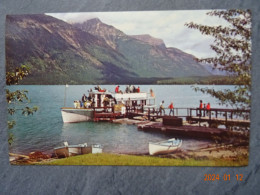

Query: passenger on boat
103;96;110;107
121;98;125;105
125;85;130;93
74;101;77;108
159;100;165;115
168;102;174;116
115;85;120;93
132;85;136;93
126;98;131;107
137;86;140;93
91;98;95;108
129;85;134;93
95;85;101;91
150;89;155;97
87;95;92;101
82;94;87;108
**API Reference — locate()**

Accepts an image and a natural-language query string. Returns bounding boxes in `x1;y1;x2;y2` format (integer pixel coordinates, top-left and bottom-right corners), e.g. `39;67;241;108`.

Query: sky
47;10;229;58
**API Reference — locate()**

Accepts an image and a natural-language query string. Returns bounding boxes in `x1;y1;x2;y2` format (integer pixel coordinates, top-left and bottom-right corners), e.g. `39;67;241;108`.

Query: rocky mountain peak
131;34;166;48
74;18;126;50
84;18;102;25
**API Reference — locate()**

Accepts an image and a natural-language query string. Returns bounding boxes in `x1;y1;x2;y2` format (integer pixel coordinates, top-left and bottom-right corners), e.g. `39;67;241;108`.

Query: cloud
47;10;228;58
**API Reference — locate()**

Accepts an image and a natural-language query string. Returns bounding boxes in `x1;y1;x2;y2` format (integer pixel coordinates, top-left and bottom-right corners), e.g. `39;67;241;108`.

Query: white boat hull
149;139;182;155
54;143;102;157
61;109;94;123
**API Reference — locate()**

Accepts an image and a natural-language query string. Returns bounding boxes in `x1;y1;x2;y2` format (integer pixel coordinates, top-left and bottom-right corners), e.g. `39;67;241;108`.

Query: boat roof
89;90;154;100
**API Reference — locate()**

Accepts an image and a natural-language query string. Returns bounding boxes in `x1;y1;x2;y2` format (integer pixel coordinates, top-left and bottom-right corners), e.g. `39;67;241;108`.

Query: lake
7;85;234;155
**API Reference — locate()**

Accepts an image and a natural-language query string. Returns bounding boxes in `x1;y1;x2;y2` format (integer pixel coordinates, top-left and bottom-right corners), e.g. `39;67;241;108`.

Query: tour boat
149;138;182;155
54;142;102;157
61;86;156;123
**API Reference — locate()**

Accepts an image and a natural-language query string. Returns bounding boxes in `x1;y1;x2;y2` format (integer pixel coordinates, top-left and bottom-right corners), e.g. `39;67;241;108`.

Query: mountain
6;14;136;84
74;18;211;78
6;15;211;85
131;34;166;48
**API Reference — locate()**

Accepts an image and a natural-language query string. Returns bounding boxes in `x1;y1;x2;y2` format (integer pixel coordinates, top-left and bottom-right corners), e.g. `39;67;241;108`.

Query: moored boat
54;142;103;158
149;138;182;155
61;86;156;123
54;142;89;158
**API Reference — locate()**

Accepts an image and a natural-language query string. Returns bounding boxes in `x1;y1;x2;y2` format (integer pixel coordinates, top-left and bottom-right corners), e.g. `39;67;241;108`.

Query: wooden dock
138;121;248;139
186;108;250;128
126;106;250;129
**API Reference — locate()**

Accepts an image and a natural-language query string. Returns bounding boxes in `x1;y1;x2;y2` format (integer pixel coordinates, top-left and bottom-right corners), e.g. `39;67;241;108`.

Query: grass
40;153;248;166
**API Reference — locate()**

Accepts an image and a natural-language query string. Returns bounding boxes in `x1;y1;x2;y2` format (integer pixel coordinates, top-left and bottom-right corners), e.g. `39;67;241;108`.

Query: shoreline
9;142;249;166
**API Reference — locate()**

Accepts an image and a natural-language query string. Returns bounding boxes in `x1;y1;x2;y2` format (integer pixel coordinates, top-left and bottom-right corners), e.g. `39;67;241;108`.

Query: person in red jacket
206;103;211;116
115;85;119;93
199;100;203;109
168;102;174;116
199;100;203;116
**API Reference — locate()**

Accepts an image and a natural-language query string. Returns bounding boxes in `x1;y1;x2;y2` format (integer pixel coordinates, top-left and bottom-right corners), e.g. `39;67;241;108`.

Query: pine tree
185;9;251;110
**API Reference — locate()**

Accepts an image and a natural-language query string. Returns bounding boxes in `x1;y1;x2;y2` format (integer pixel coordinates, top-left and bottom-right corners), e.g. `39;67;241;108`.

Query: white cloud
47;10;229;58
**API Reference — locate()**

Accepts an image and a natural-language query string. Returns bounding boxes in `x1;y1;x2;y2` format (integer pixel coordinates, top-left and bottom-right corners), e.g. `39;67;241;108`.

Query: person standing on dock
199;100;203;116
199;100;203;109
168;102;174;116
206;103;211;116
203;103;206;117
159;100;165;115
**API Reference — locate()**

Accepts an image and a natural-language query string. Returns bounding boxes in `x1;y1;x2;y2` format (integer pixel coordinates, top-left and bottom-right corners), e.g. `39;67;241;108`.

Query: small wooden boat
91;144;103;154
149;138;182;155
54;142;103;158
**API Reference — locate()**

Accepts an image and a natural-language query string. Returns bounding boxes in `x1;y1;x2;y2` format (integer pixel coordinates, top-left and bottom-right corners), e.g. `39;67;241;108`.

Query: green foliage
156;75;236;85
185;10;251;109
6;65;38;145
40;153;248;166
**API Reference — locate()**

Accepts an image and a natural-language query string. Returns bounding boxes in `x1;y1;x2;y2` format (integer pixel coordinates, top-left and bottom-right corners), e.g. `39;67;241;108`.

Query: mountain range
6;14;212;84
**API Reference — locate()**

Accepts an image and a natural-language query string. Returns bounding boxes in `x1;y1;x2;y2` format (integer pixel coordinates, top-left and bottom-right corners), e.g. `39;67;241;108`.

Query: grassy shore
39;152;248;166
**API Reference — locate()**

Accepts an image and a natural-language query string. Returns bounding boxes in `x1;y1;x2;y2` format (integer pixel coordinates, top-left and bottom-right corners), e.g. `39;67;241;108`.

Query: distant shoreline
14;75;236;85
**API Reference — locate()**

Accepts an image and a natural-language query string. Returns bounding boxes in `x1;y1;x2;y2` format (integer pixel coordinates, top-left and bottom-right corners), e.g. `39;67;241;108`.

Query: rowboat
149;138;182;155
54;142;102;158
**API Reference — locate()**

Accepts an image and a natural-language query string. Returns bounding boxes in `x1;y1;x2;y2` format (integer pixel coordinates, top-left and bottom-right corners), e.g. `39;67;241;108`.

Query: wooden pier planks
138;122;232;139
187;116;250;128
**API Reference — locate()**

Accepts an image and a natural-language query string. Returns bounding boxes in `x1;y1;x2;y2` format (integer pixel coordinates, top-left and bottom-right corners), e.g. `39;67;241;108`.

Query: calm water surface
8;85;234;154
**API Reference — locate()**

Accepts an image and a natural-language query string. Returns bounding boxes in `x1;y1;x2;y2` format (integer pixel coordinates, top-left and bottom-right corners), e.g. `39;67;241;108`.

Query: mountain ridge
6;14;212;84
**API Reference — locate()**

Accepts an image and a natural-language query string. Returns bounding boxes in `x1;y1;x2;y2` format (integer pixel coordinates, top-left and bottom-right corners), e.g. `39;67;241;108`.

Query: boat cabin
86;88;155;109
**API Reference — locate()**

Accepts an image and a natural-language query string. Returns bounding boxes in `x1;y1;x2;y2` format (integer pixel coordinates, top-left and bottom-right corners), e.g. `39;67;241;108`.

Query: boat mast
64;84;68;107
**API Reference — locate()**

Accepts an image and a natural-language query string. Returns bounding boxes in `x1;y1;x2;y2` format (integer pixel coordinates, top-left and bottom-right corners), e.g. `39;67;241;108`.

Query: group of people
158;99;211;116
115;85;140;93
199;100;211;116
159;100;175;116
78;93;95;108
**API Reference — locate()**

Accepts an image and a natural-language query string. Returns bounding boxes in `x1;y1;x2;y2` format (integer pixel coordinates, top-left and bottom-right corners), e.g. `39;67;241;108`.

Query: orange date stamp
204;174;243;181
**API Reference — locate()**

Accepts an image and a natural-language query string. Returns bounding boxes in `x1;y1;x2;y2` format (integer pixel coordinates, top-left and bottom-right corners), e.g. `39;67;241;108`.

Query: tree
185;9;251;110
6;65;38;145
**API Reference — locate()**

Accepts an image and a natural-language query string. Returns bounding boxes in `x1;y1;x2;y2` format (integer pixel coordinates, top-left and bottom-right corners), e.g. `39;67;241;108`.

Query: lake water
7;85;234;155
